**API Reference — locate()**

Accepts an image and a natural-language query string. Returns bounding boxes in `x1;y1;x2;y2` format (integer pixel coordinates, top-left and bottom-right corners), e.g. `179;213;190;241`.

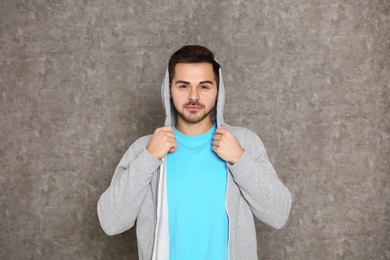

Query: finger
166;135;177;144
163;132;176;139
215;127;228;135
155;129;175;139
157;126;175;133
213;131;223;138
164;126;175;132
165;136;177;146
169;141;178;152
169;140;178;152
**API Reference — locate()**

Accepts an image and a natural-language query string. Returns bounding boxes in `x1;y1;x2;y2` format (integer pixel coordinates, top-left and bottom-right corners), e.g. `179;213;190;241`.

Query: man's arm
97;126;177;236
213;126;292;229
97;136;161;235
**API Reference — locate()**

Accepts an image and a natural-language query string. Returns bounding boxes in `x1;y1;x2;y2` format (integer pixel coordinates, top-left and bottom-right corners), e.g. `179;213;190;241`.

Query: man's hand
147;126;178;160
212;125;244;164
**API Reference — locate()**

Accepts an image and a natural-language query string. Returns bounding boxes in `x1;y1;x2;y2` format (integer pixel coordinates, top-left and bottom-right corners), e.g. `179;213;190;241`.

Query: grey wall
1;0;389;259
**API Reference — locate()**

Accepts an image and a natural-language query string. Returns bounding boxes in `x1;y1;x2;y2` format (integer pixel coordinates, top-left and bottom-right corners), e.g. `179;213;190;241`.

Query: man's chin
178;112;207;124
183;116;205;124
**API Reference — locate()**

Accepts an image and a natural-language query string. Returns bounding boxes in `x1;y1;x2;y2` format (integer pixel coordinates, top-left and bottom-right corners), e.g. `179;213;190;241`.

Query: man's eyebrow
199;80;214;85
174;80;214;85
174;80;190;85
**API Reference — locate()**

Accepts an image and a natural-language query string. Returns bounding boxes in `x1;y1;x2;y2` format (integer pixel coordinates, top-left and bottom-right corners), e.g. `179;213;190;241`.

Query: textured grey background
1;0;389;259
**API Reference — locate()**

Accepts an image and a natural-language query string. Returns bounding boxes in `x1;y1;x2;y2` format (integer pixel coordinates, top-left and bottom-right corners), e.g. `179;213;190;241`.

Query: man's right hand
146;126;178;160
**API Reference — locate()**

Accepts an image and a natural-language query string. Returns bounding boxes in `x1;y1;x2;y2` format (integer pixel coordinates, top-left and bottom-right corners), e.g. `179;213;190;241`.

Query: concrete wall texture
1;0;389;259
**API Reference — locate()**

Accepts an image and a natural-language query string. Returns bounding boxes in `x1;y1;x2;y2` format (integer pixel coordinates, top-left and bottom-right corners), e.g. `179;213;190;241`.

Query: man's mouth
184;103;202;111
185;105;201;111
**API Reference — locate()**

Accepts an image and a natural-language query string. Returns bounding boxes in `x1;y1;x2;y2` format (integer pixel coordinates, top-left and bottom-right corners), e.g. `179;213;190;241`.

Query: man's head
168;45;221;128
168;45;220;87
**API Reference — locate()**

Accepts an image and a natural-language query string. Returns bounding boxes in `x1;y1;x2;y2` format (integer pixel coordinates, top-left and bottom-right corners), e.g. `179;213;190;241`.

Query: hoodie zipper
152;158;165;260
225;167;231;260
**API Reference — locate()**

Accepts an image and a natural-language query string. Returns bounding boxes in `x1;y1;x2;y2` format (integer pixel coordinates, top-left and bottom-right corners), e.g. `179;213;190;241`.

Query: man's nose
188;87;199;101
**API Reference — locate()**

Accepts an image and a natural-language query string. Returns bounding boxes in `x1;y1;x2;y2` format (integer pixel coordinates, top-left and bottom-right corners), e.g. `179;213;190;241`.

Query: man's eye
179;85;188;89
200;85;209;90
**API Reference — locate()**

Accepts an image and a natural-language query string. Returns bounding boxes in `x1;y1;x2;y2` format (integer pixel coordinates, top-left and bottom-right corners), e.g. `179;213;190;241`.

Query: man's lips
185;105;202;111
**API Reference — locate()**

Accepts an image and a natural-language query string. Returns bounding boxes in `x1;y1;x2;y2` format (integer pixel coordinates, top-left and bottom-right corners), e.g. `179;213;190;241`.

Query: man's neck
175;118;214;135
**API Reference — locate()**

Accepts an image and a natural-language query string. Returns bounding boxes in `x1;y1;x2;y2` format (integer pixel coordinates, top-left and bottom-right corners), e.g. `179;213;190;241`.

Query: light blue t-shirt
166;124;229;260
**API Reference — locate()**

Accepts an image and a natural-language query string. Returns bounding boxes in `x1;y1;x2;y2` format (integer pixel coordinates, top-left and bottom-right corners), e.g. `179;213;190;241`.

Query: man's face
170;63;218;125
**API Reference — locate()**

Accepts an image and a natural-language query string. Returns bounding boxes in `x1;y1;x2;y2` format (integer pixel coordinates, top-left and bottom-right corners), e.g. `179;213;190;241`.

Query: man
97;45;292;260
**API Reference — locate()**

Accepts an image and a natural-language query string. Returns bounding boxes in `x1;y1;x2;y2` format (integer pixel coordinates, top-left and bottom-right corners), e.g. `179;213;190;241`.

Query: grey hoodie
97;68;292;260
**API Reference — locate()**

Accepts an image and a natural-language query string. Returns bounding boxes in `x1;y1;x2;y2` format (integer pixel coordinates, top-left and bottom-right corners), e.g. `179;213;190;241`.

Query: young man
97;45;292;260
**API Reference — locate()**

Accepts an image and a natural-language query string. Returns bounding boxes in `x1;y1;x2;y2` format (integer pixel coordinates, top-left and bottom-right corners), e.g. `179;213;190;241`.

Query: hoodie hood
161;67;226;127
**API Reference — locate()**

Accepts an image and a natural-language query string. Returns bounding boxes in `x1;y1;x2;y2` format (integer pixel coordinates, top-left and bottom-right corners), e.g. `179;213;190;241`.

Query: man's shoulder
224;124;264;147
128;134;153;150
225;124;257;137
118;134;152;155
134;134;153;144
117;134;153;164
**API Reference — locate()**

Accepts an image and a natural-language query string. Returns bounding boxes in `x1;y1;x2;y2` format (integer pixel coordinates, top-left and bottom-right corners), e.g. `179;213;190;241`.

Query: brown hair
168;45;220;87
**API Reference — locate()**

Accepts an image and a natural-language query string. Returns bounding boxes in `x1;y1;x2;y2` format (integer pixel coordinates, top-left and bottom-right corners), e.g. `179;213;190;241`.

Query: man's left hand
212;125;244;164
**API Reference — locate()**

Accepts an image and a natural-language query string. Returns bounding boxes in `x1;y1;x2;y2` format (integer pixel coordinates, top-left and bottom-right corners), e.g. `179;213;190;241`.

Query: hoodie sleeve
97;136;162;236
227;129;292;229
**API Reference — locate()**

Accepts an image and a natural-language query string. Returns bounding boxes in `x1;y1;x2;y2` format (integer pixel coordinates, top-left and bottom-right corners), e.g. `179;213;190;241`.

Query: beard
174;100;216;124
